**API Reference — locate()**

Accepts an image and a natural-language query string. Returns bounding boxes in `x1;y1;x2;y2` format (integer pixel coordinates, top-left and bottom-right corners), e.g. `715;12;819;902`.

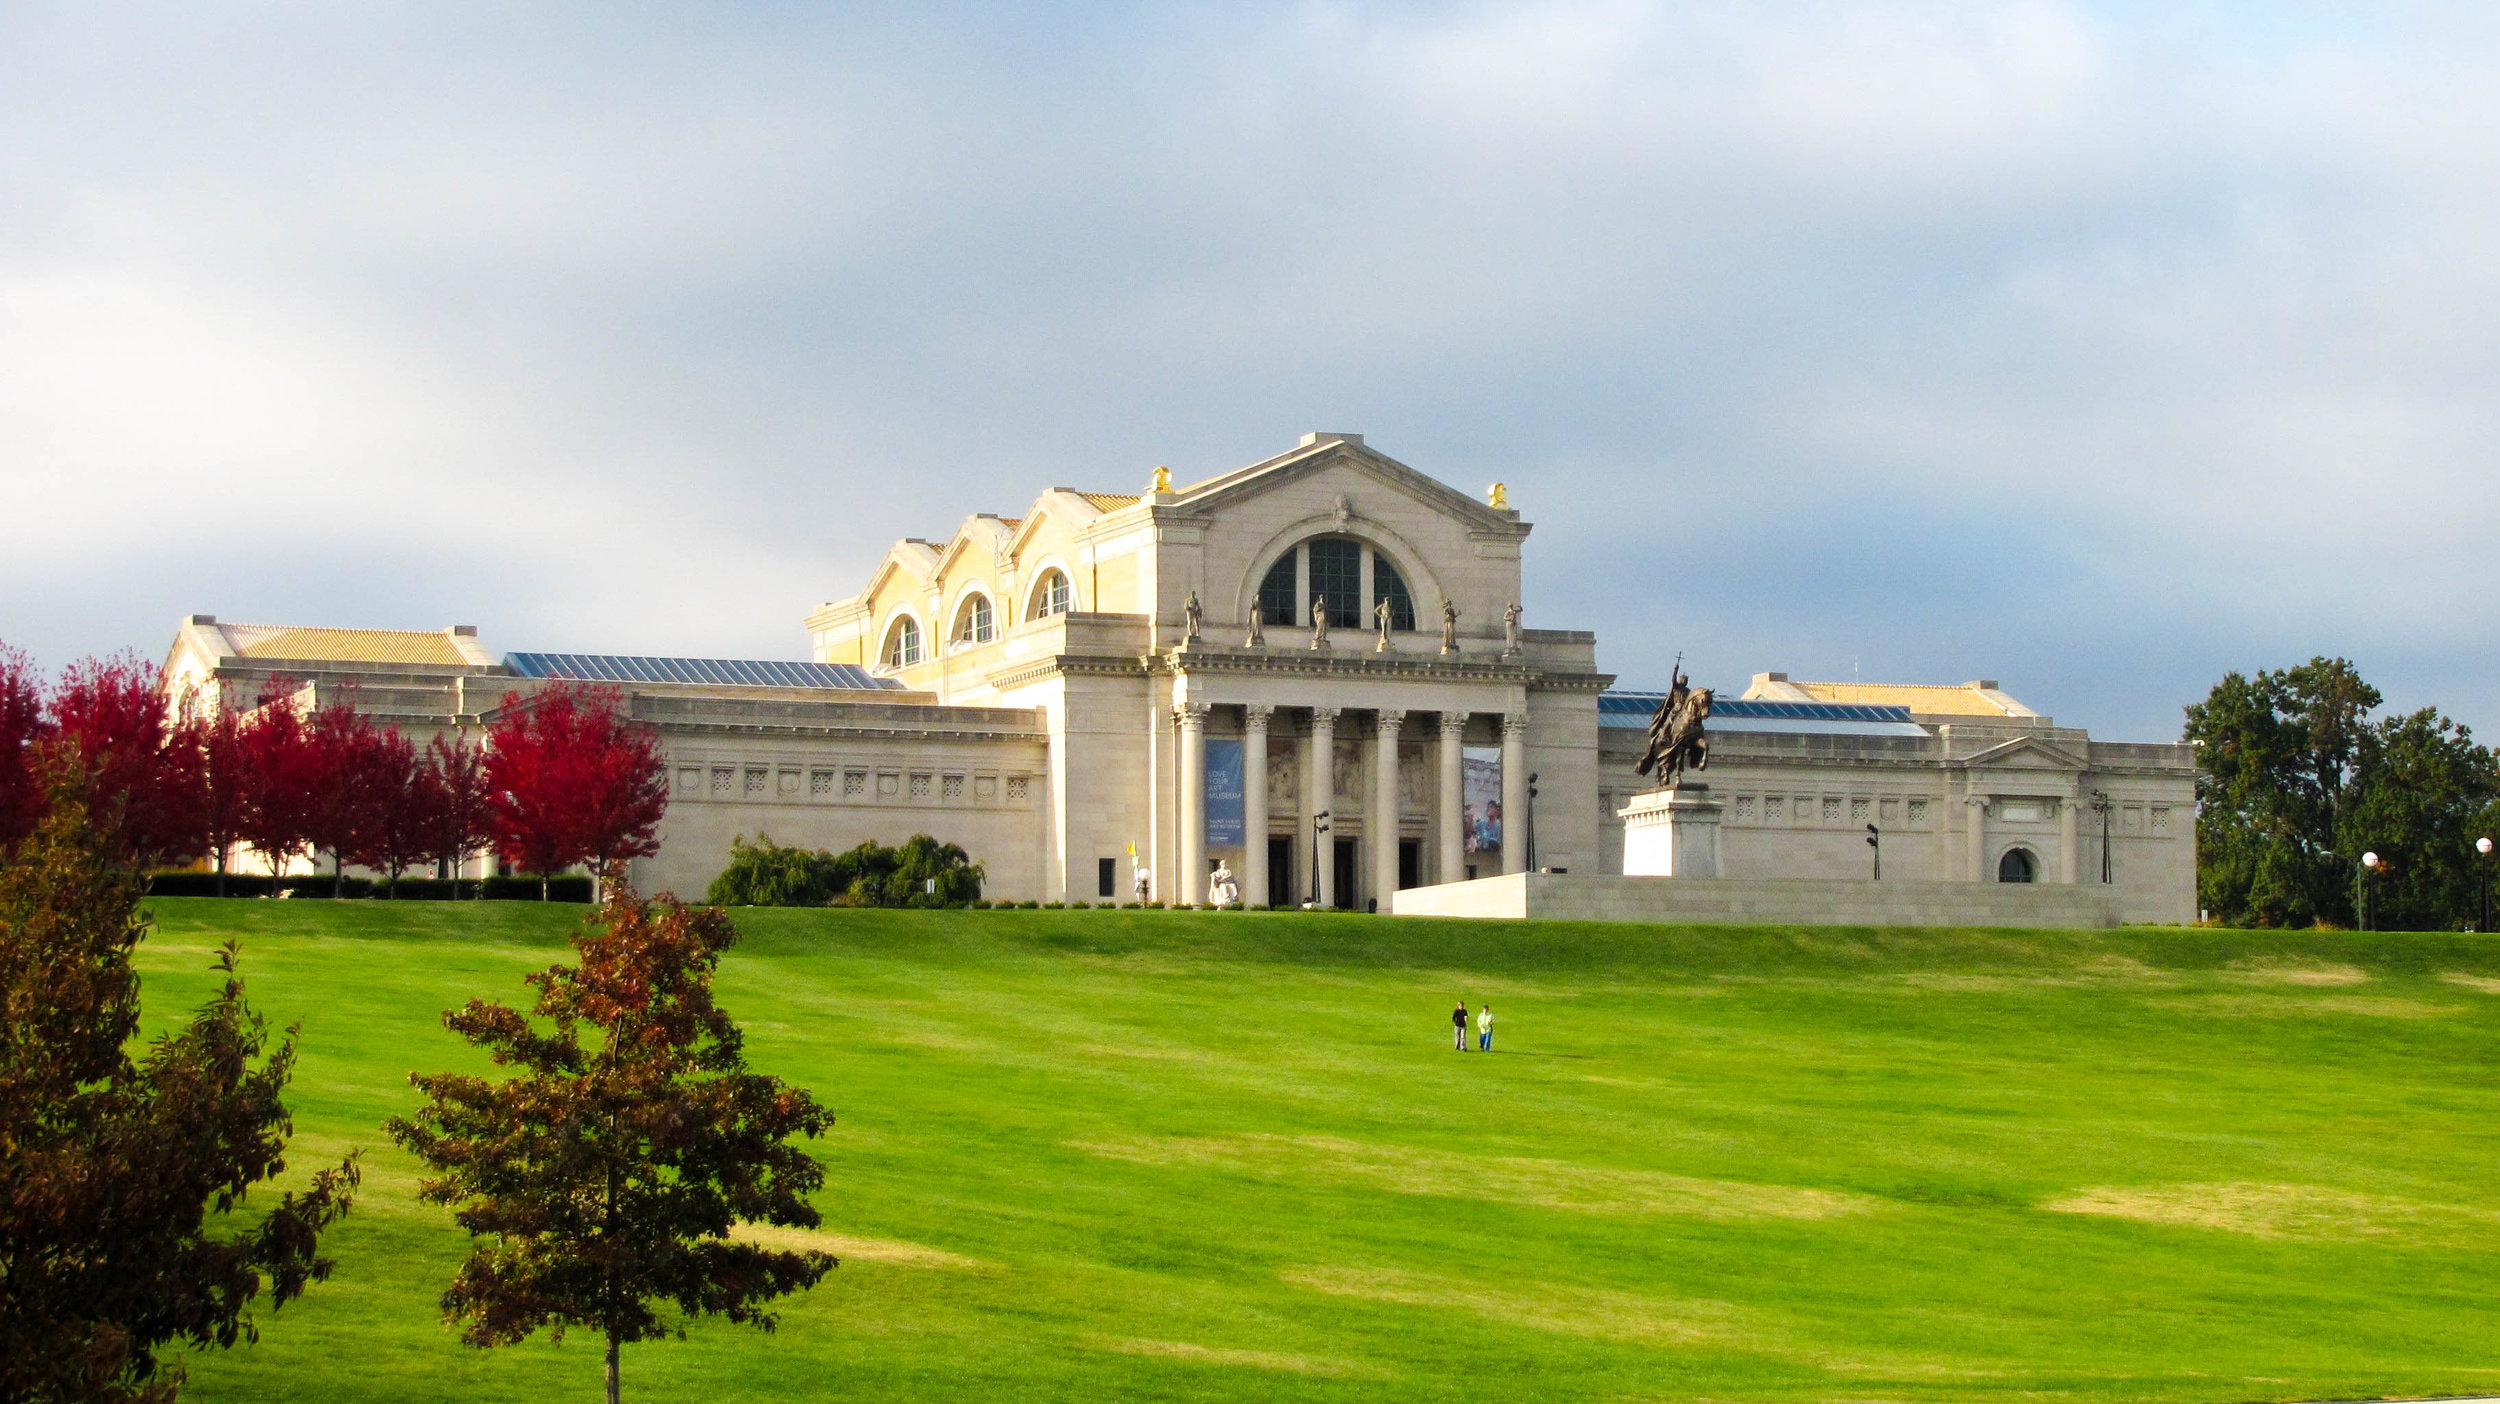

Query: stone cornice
1152;642;1535;684
981;653;1153;689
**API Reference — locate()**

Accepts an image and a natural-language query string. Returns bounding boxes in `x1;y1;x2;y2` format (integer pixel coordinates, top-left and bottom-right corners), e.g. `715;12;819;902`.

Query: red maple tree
188;692;254;899
46;653;202;873
0;641;45;855
301;691;385;899
425;733;493;898
237;684;321;890
484;684;669;900
350;728;438;898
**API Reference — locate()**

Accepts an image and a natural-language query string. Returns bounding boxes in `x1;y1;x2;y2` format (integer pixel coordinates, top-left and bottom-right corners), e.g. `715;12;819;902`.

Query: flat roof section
504;653;903;692
1601;692;1930;739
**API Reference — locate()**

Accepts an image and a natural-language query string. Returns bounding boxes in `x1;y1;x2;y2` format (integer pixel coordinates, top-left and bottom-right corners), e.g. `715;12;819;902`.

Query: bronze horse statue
1636;664;1713;789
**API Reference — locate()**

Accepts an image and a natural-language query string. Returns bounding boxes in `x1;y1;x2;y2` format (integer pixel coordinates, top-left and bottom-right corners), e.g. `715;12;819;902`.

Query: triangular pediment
1963;735;2088;771
1176;436;1526;537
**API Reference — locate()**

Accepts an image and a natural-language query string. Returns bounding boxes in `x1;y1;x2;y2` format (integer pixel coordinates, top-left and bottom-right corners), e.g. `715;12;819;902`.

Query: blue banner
1204;738;1245;848
1463;746;1502;854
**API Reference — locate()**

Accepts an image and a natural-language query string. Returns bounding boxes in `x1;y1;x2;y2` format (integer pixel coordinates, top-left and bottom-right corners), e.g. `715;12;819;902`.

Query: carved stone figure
1636;661;1714;790
1440;599;1459;655
1182;589;1202;643
1245;600;1265;648
1502;601;1523;654
1310;595;1329;649
1373;595;1393;652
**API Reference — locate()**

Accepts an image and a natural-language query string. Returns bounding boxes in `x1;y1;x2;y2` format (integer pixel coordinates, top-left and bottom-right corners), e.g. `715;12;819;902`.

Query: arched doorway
1997;848;2037;884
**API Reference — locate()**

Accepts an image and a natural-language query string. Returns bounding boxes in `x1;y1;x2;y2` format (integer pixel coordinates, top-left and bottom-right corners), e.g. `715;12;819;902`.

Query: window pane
1372;553;1415;632
1308;538;1362;628
1257;552;1297;625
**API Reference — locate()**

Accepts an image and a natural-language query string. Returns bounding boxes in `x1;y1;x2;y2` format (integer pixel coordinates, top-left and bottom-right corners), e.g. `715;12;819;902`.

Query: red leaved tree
47;653;202;874
425;733;492;899
484;685;669;900
349;728;437;898
238;685;320;890
301;692;384;899
189;694;253;899
0;641;45;855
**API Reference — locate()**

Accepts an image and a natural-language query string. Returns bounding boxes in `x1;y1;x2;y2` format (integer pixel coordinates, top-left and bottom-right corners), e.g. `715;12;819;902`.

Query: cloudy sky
3;2;2494;738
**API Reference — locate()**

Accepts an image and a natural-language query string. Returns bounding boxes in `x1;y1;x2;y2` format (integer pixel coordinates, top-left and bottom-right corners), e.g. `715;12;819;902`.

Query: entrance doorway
1398;838;1421;892
1997;848;2037;883
1333;839;1359;910
1267;836;1294;908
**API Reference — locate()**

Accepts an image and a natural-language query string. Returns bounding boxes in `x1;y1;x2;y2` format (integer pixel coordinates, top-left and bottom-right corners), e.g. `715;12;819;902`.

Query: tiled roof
1077;492;1140;513
1777;681;2032;717
226;625;471;666
505;653;901;691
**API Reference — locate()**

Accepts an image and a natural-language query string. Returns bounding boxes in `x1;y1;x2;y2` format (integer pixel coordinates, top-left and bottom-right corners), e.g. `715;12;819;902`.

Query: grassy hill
128;899;2500;1403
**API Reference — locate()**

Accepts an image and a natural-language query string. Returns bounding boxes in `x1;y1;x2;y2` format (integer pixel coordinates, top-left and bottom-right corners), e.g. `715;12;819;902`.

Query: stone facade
159;433;2198;921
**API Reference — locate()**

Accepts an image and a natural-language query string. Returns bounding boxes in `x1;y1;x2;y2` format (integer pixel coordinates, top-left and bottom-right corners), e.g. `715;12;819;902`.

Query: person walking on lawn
1453;999;1470;1050
1477;1004;1495;1052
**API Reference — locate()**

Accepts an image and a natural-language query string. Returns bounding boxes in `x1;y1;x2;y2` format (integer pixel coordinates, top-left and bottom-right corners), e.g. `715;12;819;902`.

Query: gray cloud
5;1;2497;739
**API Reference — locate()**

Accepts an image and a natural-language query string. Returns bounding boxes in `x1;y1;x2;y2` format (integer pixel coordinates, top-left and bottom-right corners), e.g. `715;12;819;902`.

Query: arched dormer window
883;615;923;670
952;593;995;648
1028;569;1071;620
1255;536;1416;631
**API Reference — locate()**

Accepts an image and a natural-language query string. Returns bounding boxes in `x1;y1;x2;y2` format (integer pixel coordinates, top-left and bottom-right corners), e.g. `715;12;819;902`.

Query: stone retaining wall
1389;872;2125;928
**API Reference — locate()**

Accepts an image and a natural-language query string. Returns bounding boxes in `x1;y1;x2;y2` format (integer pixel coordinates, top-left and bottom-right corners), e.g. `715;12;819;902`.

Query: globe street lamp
2360;850;2382;932
1866;823;1881;880
2090;789;2113;883
2477;836;2493;933
1308;810;1331;910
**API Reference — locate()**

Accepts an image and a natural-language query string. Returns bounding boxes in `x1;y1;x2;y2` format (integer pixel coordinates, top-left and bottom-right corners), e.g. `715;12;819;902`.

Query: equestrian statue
1635;658;1713;790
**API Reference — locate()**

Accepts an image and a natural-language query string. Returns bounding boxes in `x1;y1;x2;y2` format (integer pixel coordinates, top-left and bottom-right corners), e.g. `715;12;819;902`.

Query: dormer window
953;594;995;647
1028;570;1071;620
883;615;923;669
1256;537;1415;631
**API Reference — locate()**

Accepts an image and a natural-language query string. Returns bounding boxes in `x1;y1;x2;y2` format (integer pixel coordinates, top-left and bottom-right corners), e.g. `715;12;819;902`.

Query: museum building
162;432;2197;921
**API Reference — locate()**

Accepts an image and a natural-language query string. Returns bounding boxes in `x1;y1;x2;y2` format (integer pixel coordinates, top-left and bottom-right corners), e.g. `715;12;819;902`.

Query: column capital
1242;703;1274;733
1502;711;1531;738
1176;703;1210;727
1440;712;1470;739
1310;706;1342;727
1376;708;1406;733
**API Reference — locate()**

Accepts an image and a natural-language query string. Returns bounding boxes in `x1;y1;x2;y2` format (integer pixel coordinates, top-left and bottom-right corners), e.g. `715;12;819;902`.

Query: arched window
883;615;922;670
953;593;994;648
1028;570;1071;620
1373;554;1416;632
1253;536;1420;633
1997;848;2036;884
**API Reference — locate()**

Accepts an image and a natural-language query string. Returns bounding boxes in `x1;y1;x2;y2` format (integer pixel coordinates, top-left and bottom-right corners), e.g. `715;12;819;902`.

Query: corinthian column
1177;703;1208;905
1307;707;1339;908
1438;712;1467;884
1242;705;1272;907
1501;711;1530;875
1372;710;1405;908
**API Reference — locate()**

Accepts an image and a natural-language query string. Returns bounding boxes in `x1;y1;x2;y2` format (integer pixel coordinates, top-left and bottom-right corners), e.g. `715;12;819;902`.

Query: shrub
706;833;984;908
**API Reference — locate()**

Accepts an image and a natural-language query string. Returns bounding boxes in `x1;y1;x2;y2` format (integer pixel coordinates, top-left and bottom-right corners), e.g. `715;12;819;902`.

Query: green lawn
129;899;2500;1402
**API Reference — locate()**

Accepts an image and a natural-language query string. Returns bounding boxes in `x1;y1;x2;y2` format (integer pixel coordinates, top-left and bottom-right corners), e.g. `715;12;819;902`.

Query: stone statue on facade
1209;860;1240;909
1182;589;1202;643
1635;660;1713;790
1245;600;1265;648
1502;601;1522;655
1373;595;1393;652
1440;599;1460;655
1310;595;1329;649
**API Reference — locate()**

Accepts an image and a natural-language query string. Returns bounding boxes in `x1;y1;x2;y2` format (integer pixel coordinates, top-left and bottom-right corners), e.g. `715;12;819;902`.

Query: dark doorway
1267;836;1294;908
1333;838;1359;910
1398;838;1421;892
1998;849;2037;884
1098;857;1116;899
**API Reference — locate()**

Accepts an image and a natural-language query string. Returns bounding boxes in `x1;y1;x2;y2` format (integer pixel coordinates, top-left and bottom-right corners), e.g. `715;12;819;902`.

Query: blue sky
4;2;2495;739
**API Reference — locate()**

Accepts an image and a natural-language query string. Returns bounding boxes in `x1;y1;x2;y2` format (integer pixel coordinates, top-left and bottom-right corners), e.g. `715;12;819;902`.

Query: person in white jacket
1477;1004;1495;1052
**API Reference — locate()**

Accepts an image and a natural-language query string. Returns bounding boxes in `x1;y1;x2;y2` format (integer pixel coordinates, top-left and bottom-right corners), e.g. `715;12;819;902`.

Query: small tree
0;640;46;856
426;733;492;898
387;883;835;1404
0;770;358;1401
189;695;252;899
485;684;669;900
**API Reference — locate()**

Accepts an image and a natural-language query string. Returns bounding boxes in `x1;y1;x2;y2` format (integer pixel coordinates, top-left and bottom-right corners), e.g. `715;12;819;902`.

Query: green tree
0;772;357;1403
387;882;835;1404
705;834;984;908
2186;657;2500;928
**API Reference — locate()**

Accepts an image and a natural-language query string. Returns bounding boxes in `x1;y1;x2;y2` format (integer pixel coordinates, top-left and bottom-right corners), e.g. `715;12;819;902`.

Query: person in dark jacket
1453;999;1470;1050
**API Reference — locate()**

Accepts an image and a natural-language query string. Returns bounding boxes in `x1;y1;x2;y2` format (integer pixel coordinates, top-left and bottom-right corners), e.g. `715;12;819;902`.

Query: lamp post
2090;789;2113;883
2477;836;2493;932
1526;772;1540;872
1866;824;1881;880
2360;850;2381;932
1309;810;1331;909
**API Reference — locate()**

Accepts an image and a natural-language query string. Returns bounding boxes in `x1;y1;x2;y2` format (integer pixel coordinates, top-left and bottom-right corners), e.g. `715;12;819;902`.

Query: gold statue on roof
1151;465;1173;493
1488;481;1508;509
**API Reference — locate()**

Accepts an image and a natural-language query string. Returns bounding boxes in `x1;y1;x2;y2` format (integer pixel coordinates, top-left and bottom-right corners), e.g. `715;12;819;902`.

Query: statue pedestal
1618;785;1723;878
